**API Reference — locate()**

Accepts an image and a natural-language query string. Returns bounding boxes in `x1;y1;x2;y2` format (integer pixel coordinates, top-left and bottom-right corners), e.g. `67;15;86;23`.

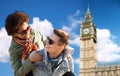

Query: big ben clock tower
80;6;97;76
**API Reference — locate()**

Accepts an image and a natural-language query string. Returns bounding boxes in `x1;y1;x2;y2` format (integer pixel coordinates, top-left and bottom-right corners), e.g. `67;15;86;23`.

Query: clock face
82;28;90;35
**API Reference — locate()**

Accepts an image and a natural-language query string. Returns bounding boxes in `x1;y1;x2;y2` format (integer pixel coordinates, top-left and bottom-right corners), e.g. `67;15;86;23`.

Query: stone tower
80;5;97;76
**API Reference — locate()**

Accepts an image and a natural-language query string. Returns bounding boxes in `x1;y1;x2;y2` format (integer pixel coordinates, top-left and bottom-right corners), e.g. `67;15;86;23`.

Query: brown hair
54;29;70;46
5;11;29;36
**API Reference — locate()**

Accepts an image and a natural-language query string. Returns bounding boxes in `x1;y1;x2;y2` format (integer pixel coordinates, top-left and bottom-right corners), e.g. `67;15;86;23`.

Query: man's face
45;33;62;54
13;22;31;40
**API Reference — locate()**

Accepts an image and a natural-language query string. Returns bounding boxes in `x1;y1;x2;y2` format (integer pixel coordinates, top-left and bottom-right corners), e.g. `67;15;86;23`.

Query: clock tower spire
84;4;92;23
80;5;97;76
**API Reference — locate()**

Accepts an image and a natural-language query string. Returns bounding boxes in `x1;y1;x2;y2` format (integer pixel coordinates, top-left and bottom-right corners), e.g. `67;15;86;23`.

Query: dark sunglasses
16;26;31;35
47;37;54;45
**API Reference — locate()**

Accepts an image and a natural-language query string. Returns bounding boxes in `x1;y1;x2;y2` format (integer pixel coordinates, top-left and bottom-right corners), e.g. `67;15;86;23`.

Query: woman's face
13;22;31;40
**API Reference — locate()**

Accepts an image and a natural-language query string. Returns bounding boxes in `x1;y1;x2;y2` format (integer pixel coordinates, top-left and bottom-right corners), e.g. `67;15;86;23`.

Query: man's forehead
50;34;59;41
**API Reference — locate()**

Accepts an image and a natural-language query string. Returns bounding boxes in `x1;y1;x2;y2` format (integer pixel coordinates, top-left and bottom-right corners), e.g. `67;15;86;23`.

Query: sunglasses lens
16;26;31;35
21;30;27;35
21;26;31;35
49;39;54;44
47;37;54;45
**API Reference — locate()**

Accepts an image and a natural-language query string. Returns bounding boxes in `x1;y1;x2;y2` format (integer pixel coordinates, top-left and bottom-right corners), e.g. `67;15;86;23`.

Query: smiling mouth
15;37;31;43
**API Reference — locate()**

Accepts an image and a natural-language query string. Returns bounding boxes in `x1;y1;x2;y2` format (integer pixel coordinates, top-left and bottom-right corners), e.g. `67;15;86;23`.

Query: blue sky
0;0;120;76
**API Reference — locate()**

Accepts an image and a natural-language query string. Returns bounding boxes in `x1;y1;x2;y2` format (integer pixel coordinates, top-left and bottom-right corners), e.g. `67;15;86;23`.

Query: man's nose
45;40;49;45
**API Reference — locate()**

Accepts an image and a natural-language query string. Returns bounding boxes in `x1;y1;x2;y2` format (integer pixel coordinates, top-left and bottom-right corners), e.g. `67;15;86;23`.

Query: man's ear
58;45;65;51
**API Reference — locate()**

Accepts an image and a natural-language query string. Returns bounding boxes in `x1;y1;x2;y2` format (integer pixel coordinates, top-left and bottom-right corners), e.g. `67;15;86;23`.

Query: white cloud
0;28;11;63
97;28;120;62
62;10;81;33
70;35;80;46
62;25;73;33
61;10;81;46
30;17;54;36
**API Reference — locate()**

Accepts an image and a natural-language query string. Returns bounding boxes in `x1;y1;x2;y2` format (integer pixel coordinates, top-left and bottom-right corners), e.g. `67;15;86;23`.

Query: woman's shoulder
9;39;24;53
30;29;43;36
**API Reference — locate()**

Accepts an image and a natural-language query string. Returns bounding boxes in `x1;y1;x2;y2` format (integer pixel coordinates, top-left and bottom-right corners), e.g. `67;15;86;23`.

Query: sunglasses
47;37;55;45
47;36;60;45
16;26;31;35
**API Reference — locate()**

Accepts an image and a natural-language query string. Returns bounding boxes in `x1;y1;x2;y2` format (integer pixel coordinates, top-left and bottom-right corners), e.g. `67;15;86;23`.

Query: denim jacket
32;47;74;76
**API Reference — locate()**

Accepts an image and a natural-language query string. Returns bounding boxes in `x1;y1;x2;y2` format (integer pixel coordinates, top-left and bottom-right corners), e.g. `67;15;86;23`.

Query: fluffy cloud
0;28;11;62
97;28;120;62
30;17;54;36
62;10;81;46
62;10;81;32
70;35;80;46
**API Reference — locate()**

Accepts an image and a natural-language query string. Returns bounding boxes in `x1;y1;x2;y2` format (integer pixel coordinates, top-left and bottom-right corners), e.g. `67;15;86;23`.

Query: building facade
79;6;120;76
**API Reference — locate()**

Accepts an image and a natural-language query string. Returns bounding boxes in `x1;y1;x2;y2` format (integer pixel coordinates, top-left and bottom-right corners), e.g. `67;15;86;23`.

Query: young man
5;11;46;76
32;29;74;76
